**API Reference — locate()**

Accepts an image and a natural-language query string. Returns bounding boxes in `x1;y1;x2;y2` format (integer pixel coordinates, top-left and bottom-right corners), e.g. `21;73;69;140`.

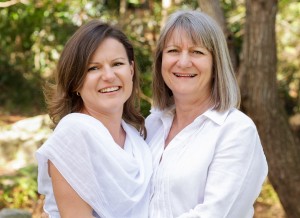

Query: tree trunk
119;0;127;26
198;0;227;31
199;0;300;216
239;0;300;217
198;0;238;72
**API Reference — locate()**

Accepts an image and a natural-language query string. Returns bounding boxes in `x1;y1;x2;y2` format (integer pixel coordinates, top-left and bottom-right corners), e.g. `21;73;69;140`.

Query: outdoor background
0;0;299;217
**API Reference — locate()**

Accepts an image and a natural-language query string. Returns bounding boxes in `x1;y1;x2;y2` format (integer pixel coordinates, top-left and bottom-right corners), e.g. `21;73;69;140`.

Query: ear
130;61;134;76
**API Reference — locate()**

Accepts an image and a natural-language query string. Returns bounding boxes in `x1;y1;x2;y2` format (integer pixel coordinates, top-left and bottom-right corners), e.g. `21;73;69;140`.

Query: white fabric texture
36;113;152;218
146;107;268;218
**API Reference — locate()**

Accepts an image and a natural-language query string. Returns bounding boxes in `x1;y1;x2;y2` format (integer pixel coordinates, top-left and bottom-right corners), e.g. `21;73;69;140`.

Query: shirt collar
150;105;175;118
150;105;232;126
202;108;231;125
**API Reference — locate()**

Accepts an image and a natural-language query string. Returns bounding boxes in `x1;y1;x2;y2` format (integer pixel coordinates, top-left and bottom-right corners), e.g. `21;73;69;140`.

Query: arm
177;122;268;218
49;161;95;218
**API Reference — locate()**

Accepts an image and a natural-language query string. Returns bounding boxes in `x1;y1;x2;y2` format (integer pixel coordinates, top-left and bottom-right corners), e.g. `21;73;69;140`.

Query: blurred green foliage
0;0;80;115
0;0;159;116
0;0;298;134
277;1;300;115
257;179;281;205
0;0;299;117
0;164;38;209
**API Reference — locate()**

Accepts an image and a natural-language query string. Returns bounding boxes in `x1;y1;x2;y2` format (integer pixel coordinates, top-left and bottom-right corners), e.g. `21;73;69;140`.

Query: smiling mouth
173;73;197;78
99;86;121;93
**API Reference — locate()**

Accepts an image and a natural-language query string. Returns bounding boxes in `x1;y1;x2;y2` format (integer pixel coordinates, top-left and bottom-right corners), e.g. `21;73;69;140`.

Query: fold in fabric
36;113;152;218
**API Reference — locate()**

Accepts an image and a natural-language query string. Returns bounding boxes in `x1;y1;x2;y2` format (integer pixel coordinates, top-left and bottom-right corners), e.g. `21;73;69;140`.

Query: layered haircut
45;20;146;137
153;10;240;111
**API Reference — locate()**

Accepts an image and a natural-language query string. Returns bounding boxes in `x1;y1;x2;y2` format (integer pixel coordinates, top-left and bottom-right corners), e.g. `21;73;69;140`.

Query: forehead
98;37;124;49
164;27;204;47
91;37;127;59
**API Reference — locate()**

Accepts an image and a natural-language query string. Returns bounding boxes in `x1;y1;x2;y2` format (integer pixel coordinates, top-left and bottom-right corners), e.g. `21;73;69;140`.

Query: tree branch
0;0;27;8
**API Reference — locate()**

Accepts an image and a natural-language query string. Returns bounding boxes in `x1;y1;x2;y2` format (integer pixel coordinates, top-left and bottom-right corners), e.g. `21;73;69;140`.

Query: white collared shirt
146;107;268;218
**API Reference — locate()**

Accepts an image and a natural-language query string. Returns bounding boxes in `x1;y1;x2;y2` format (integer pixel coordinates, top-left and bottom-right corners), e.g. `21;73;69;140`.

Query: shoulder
146;108;162;127
146;107;164;119
146;107;174;124
204;108;259;141
225;108;257;129
47;113;110;145
58;113;90;126
204;108;257;131
216;108;260;144
55;113;104;132
208;109;265;161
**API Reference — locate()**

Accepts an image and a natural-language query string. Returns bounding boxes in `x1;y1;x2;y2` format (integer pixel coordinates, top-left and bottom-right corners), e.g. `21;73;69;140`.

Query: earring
76;92;80;96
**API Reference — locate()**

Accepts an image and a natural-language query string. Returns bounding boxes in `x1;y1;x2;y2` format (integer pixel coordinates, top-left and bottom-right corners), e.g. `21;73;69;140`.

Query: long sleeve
177;118;268;218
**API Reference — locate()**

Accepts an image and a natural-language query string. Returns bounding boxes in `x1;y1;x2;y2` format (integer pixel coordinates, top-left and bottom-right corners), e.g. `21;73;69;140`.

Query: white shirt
36;113;152;218
146;107;268;218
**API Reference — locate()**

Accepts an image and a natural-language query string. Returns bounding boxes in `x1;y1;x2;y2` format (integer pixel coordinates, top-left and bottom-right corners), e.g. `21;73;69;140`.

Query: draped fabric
36;113;152;218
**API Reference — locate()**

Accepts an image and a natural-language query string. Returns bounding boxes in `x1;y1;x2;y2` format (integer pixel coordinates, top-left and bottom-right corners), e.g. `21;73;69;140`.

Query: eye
87;66;99;72
192;50;204;55
113;62;124;67
167;49;178;53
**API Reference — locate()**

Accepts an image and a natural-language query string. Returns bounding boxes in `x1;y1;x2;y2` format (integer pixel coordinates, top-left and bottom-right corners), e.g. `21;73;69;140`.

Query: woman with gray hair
146;10;268;218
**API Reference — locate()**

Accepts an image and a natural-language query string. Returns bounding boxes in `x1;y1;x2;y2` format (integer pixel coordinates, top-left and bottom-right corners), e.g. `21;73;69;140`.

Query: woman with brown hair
36;20;152;218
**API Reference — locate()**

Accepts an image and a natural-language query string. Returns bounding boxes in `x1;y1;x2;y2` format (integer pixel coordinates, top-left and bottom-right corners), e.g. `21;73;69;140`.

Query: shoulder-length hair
45;20;146;137
152;10;240;111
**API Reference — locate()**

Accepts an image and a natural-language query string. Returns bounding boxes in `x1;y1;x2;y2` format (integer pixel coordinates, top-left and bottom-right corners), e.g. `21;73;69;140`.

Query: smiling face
161;29;213;103
78;37;134;117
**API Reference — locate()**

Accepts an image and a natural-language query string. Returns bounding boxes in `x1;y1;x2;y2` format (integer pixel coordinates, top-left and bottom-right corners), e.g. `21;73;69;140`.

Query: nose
177;52;192;68
102;66;116;81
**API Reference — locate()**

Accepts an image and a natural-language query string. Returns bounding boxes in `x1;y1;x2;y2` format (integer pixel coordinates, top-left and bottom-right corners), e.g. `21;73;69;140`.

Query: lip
98;86;121;93
173;72;197;78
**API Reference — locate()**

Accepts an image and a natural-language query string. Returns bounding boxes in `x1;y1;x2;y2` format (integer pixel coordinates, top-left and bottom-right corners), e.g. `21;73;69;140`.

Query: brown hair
45;20;146;137
152;10;240;111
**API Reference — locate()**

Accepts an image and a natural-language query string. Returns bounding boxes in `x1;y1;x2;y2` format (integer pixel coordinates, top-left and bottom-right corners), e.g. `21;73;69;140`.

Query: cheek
197;58;213;74
79;80;89;94
81;73;96;87
206;56;213;72
162;55;172;68
126;80;134;100
126;75;134;92
161;58;172;78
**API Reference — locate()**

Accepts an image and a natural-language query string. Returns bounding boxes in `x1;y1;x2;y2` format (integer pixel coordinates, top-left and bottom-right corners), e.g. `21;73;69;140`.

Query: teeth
174;73;196;77
99;86;120;93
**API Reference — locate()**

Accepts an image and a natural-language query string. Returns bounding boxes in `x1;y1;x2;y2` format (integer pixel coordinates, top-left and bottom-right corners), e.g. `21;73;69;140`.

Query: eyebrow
88;57;127;64
164;44;206;49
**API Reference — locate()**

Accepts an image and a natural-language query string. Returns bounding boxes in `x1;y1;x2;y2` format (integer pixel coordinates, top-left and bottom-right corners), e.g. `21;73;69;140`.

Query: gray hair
152;10;240;111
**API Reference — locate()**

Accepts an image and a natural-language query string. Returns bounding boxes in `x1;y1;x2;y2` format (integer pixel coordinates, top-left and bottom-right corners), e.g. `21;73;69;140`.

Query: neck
164;95;213;147
173;95;213;129
81;108;125;148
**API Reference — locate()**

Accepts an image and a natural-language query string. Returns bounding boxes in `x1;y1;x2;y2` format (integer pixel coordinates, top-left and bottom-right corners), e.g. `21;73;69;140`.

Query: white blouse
146;107;268;218
36;113;152;218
